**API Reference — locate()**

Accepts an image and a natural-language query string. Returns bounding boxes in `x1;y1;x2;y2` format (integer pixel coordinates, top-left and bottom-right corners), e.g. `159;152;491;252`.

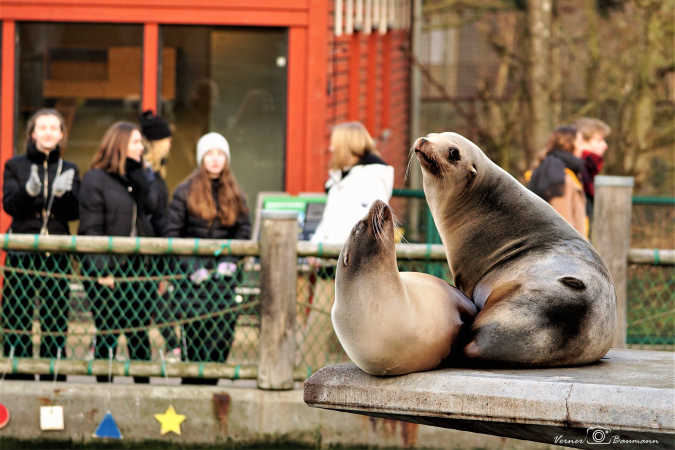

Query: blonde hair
575;117;611;140
328;122;379;170
143;137;170;177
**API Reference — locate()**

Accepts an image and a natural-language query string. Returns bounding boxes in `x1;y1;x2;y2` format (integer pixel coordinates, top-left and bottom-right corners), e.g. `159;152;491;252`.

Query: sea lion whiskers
405;143;419;180
371;201;389;242
371;208;383;241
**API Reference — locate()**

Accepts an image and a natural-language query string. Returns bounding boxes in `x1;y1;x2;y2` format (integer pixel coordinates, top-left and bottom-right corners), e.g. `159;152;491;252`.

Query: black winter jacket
166;178;251;239
2;143;80;234
145;169;169;236
78;159;158;237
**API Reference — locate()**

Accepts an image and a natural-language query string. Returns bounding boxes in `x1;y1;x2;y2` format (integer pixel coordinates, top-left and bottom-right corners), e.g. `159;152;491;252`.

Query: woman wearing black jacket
78;121;158;383
2;108;79;381
166;132;250;384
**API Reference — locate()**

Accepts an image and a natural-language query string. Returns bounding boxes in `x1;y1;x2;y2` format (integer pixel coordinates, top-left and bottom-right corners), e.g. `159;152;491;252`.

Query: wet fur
414;132;616;367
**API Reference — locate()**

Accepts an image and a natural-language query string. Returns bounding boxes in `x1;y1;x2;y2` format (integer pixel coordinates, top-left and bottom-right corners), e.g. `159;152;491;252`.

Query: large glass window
160;26;288;209
16;23;142;173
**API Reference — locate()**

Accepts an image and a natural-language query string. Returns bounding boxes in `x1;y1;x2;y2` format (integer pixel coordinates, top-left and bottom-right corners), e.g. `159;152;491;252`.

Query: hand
190;268;209;285
97;275;115;288
157;281;168;296
306;257;322;269
52;168;75;198
25;164;42;197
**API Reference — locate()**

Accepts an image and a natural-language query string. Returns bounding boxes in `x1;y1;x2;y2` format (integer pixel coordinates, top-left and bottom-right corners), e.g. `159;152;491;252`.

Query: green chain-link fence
0;211;672;380
627;199;674;348
626;263;674;348
0;237;261;379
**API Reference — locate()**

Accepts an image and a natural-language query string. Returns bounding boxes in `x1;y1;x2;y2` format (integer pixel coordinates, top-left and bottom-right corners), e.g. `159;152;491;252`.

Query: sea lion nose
414;137;428;152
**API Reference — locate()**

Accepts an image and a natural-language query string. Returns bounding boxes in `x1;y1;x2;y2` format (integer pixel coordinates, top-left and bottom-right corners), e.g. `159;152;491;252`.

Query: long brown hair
25;108;68;152
90;121;139;176
186;164;249;226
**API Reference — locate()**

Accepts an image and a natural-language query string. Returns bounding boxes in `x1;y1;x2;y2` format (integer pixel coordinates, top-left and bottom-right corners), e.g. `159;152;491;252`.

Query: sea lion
413;132;616;366
332;200;477;376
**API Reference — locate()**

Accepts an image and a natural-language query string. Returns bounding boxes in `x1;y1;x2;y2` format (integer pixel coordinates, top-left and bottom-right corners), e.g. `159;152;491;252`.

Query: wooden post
257;211;298;390
591;175;633;348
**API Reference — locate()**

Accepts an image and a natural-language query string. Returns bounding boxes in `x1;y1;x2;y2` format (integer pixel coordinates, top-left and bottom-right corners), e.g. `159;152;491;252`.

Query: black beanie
139;110;171;141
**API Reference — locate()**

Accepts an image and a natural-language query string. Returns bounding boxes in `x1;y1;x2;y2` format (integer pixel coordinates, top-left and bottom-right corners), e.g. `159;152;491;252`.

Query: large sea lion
332;200;477;376
414;132;616;366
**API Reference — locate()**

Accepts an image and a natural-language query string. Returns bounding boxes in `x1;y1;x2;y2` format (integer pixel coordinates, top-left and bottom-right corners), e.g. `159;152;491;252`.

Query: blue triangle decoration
94;411;122;439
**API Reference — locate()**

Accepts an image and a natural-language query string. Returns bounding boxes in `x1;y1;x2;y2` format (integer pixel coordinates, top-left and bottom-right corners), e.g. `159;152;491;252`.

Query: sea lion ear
342;250;349;267
470;164;477;177
558;276;586;290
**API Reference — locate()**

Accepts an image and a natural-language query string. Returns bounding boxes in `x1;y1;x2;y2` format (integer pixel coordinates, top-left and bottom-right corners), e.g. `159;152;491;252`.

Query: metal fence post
257;211;298;390
591;175;634;348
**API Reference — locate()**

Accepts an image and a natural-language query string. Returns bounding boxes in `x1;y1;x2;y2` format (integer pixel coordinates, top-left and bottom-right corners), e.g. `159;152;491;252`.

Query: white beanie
196;132;230;166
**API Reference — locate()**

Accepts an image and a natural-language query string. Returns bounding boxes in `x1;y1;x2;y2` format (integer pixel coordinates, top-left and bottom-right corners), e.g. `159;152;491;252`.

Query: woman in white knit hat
166;131;251;384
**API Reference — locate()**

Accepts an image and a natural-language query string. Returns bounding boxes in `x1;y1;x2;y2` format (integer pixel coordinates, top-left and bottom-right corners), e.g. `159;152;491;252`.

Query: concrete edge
303;364;675;433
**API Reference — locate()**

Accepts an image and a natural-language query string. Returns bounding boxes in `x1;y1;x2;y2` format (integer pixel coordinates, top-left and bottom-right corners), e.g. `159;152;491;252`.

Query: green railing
393;188;675;246
0;236;262;380
0;190;672;380
0;234;671;382
0;234;454;380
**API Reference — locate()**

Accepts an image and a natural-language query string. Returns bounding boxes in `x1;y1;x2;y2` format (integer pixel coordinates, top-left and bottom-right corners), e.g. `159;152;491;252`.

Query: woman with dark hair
78;121;159;383
166;132;250;385
527;125;588;237
2;108;80;381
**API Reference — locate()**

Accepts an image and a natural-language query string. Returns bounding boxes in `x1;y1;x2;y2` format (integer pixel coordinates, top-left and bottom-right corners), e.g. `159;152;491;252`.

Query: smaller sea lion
332;200;477;376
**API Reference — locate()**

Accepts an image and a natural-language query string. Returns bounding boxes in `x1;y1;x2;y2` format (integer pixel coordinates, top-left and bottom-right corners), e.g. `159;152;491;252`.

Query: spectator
166;132;251;385
310;121;394;245
574;117;611;221
139;110;180;360
527;125;588;237
1;108;79;381
78;121;159;384
139;109;172;236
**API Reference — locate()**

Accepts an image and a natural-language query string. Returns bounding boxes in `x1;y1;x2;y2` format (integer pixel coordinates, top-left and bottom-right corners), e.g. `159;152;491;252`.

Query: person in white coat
301;121;394;370
310;121;394;245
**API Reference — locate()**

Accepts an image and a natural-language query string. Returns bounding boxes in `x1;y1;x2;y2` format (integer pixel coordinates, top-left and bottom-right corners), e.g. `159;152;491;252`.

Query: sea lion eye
448;147;461;162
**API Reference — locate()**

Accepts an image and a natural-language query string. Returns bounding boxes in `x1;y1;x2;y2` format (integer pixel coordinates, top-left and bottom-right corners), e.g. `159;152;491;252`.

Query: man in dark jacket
1;108;79;381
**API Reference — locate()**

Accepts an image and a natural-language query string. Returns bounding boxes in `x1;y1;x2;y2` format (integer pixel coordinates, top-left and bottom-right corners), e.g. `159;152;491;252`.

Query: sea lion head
337;200;396;280
413;132;481;204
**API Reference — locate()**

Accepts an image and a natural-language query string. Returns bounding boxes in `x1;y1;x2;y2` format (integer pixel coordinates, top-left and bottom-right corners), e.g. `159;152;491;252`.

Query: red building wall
324;3;411;191
0;0;411;212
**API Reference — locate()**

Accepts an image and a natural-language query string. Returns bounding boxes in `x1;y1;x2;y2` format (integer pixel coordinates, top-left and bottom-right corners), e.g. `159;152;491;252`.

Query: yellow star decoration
154;405;186;435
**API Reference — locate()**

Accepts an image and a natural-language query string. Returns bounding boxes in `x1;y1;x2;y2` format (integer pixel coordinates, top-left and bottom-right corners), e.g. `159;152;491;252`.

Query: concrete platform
304;349;675;449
